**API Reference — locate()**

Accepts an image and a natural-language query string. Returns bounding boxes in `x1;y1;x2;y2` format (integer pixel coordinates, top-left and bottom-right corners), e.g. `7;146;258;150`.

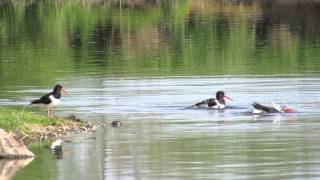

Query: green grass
0;107;65;132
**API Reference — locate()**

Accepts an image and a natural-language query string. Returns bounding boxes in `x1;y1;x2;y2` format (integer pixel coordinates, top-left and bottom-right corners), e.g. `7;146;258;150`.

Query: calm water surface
0;0;320;179
7;75;320;180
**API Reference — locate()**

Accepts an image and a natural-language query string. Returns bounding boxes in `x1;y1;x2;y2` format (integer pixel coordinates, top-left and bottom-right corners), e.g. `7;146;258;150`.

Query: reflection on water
0;0;320;179
0;158;33;180
102;118;320;179
0;0;320;89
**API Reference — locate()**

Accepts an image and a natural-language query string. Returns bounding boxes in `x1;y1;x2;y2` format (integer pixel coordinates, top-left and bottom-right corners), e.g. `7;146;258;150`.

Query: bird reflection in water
50;139;63;159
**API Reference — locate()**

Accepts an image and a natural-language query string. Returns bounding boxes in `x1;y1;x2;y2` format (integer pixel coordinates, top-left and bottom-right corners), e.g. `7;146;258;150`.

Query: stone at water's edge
0;129;34;158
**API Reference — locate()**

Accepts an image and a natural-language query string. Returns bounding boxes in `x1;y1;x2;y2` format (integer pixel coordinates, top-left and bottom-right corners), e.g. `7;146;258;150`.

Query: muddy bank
12;115;96;146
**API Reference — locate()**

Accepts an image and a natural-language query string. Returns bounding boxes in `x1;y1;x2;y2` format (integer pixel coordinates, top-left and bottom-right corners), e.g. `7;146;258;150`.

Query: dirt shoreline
12;115;96;146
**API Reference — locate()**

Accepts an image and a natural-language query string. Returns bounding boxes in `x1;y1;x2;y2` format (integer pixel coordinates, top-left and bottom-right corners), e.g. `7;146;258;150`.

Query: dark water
0;0;320;179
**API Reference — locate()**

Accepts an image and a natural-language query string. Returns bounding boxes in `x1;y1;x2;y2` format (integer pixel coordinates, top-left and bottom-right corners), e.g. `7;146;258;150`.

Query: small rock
81;127;87;131
86;124;93;129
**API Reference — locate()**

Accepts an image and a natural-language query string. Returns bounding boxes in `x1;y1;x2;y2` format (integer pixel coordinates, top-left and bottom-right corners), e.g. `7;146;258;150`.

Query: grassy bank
0;107;93;145
0;107;64;132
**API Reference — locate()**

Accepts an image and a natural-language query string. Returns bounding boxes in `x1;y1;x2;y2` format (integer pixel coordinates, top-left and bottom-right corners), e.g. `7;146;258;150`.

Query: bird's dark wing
194;98;217;107
206;98;217;107
252;102;279;113
31;92;52;105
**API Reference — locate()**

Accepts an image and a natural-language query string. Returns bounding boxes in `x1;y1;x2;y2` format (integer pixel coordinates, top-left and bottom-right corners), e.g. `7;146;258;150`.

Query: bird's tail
30;99;41;105
185;100;206;109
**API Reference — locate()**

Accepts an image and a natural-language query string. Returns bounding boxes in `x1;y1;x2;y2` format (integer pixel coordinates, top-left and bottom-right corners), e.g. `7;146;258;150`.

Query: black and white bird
251;102;296;114
192;91;233;109
31;84;68;117
111;121;121;127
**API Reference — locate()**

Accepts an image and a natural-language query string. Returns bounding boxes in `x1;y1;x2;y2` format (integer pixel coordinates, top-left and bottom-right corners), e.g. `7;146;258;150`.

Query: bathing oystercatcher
251;102;296;114
111;121;121;127
31;84;68;117
192;91;233;109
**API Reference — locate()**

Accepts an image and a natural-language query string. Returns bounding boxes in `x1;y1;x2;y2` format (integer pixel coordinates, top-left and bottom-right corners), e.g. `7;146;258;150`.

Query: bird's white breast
49;95;61;106
212;100;225;109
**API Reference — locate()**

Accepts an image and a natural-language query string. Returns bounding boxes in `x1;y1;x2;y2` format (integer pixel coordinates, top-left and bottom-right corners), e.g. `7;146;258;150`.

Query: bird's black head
216;91;225;100
53;84;68;95
53;84;63;92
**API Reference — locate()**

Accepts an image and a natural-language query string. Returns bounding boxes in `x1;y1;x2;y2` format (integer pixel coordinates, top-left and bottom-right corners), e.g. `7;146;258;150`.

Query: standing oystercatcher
251;102;296;114
31;84;68;117
192;91;233;109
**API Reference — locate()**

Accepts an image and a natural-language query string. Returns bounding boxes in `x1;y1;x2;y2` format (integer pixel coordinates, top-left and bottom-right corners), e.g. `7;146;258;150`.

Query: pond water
0;0;320;179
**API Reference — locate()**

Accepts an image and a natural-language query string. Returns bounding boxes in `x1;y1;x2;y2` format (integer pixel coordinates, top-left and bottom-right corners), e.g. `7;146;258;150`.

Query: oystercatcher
192;91;233;109
31;84;68;117
111;121;121;127
252;102;296;114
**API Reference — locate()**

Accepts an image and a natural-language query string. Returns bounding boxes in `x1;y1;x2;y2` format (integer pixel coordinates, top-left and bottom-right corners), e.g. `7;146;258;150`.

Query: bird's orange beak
62;88;68;95
284;106;296;113
224;95;233;101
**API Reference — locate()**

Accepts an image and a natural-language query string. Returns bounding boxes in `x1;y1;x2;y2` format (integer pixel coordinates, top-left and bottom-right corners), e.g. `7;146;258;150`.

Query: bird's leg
48;107;53;118
50;107;54;118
